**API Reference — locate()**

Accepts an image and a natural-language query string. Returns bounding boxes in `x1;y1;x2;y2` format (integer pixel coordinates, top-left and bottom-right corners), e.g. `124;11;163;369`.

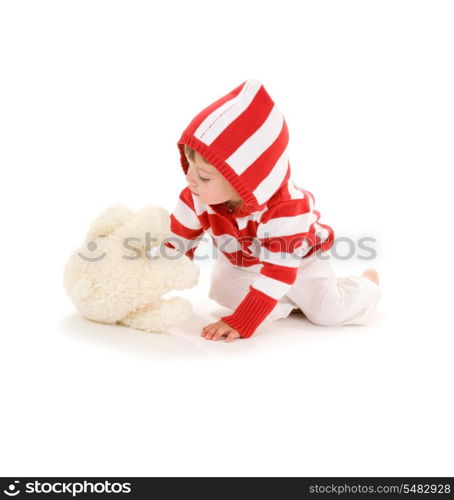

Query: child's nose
186;170;197;187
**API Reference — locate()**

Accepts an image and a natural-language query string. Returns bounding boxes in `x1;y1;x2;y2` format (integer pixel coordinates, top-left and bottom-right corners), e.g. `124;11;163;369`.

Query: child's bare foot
362;268;380;285
290;308;304;315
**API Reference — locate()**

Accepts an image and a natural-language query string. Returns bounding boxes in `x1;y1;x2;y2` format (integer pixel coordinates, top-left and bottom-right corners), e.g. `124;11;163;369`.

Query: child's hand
201;321;242;342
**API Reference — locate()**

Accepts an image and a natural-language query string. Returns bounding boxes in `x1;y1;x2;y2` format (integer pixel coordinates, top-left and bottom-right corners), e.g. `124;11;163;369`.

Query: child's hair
184;145;210;164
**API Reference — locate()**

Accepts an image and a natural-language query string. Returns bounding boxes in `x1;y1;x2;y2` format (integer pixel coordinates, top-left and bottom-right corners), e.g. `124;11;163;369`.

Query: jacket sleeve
221;198;319;338
166;186;205;260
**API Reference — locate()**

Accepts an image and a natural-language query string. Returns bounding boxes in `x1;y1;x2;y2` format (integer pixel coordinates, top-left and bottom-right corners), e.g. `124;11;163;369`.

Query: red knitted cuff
185;247;196;261
164;241;195;260
221;288;277;338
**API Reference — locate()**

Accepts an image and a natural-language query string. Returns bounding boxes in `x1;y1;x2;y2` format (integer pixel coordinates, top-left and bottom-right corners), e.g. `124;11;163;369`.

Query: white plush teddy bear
63;204;199;332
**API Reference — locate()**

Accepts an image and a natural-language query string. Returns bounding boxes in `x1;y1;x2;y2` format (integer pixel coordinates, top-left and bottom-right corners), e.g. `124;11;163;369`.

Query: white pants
209;251;382;327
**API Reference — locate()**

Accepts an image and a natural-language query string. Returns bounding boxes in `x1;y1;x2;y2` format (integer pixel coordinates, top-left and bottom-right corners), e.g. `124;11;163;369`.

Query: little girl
169;79;381;342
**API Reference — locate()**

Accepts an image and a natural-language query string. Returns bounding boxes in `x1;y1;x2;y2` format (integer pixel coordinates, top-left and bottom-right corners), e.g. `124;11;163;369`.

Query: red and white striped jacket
170;79;335;338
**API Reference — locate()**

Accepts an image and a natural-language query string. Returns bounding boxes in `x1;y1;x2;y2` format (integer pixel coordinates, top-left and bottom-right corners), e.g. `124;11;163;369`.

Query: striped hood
177;79;290;213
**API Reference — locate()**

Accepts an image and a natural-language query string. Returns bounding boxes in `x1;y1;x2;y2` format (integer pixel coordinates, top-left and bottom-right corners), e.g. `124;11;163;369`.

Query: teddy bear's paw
169;259;200;290
158;297;193;326
120;297;192;333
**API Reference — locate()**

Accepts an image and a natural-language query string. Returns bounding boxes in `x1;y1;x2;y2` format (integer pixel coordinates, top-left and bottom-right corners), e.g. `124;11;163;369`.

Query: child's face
185;151;242;206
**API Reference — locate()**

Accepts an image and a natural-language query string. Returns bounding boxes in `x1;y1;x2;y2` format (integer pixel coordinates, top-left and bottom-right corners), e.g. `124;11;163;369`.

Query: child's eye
198;174;210;182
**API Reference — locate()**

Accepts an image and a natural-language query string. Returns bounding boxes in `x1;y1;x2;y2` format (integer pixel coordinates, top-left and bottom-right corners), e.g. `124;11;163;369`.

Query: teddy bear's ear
137;205;170;242
116;205;171;252
85;204;133;244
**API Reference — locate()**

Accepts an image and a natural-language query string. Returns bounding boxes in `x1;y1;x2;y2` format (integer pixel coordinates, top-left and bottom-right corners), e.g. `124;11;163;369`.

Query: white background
1;0;453;477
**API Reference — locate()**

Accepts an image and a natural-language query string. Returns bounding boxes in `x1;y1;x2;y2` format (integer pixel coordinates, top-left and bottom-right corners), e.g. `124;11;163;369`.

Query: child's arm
221;198;333;338
166;187;204;260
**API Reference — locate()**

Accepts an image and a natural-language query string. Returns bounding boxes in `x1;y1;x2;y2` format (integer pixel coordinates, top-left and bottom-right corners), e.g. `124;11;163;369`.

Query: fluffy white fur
63;204;199;332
